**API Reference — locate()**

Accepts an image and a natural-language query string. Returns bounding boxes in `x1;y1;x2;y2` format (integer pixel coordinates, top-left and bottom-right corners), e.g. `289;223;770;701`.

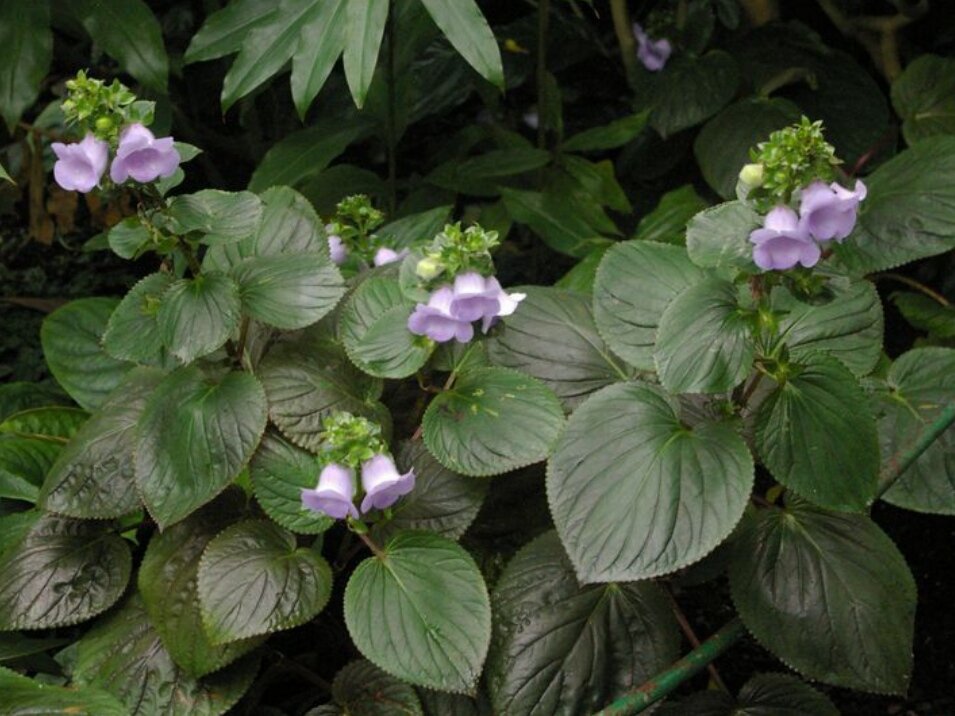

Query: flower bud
94;116;114;134
739;163;764;189
416;256;443;280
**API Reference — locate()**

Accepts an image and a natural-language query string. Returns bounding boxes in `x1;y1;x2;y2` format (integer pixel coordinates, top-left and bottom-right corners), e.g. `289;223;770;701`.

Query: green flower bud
94;116;114;134
416;256;443;280
738;163;764;188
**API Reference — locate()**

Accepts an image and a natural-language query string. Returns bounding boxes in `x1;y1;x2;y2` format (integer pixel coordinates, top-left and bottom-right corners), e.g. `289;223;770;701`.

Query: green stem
536;0;551;150
179;241;203;277
594;619;746;715
876;402;955;499
357;530;386;559
663;584;730;694
385;0;398;216
610;0;639;90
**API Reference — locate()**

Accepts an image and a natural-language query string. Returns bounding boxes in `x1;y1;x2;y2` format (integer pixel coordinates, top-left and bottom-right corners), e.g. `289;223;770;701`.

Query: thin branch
876;402;955;500
664;584;730;694
875;273;950;307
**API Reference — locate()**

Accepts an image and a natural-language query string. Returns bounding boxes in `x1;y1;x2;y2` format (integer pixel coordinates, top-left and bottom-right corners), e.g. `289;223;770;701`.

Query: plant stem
876;402;955;499
536;0;551;149
385;0;398;215
875;273;951;307
357;531;386;559
610;0;639;90
664;584;730;694
593;619;746;715
234;316;251;365
179;241;203;277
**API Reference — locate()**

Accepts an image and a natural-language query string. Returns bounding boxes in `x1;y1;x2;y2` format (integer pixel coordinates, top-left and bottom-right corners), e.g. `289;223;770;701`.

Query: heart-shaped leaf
158;273;242;364
102;272;175;364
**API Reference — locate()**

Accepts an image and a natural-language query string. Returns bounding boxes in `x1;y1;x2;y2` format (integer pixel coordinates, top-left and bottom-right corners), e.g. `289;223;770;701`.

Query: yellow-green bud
94;116;114;133
739;163;764;188
416;256;443;280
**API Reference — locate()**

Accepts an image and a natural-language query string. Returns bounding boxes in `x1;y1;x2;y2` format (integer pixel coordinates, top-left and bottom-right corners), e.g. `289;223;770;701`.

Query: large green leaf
343;0;389;108
344;531;491;693
876;348;955;514
0;633;71;663
419;0;503;89
548;382;753;582
72;0;168;91
728;499;916;694
73;596;258;716
139;494;263;678
168;190;263;246
331;660;424;715
0;514;131;630
290;0;348;117
755;352;878;511
891;291;955;337
423;367;564;477
655;279;755;394
833;137;955;273
648;51;739;137
41;298;133;411
106;216;151;259
0;406;84;440
0;666;127;716
102;272;175;364
233;254;344;330
184;0;278;63
659;673;839;715
685;200;760;272
135;368;267;528
633;184;709;245
892;54;955;145
0;0;51;131
250;433;333;534
372;441;487;543
486;286;629;409
0;436;61;502
593;241;707;371
562;111;649;153
376;206;453;250
339;276;433;379
500;187;613;258
487;531;680;715
157;273;242;364
197;520;331;643
40;368;161;518
0;382;67;423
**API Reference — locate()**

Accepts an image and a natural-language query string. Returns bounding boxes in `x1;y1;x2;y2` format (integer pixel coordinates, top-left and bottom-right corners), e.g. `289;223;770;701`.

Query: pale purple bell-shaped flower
301;463;358;520
750;206;821;271
449;272;502;322
407;286;475;343
633;23;672;72
373;247;409;267
481;277;526;333
109;123;180;184
51;133;109;193
360;454;415;513
328;233;347;265
798;179;867;243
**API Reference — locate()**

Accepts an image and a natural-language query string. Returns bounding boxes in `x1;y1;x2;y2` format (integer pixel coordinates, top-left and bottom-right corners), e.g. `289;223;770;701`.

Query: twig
876;402;955;500
664;584;730;694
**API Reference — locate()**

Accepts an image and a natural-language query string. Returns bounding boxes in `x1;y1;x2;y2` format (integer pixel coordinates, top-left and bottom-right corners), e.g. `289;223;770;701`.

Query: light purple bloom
328;233;347;265
51;133;109;193
750;206;821;271
633;23;672;72
373;247;409;267
360;454;415;513
407;286;475;343
480;276;526;333
449;272;502;322
301;463;358;520
798;179;867;243
109;123;180;184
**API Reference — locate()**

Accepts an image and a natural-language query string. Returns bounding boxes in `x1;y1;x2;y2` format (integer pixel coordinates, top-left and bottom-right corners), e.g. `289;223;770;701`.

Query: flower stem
357;531;386;559
875;273;950;307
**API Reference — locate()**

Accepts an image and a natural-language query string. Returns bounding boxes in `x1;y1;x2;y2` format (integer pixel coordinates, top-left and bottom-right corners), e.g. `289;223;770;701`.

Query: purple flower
109;123;180;184
749;206;821;271
328;232;347;265
798;179;867;243
407;286;475;343
360;454;415;513
301;463;358;520
51;133;109;193
449;272;502;322
480;277;526;333
633;23;672;72
373;247;409;267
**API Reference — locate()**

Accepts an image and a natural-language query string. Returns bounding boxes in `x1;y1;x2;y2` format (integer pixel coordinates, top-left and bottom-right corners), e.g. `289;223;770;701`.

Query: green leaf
694;97;801;199
500;187;612;258
72;0;168;92
685;200;760;272
655;279;754;394
233;253;344;330
0;665;127;716
377;205;453;250
344;531;491;692
73;596;258;715
429;148;551;197
339;276;433;379
876;348;955;514
135;368;267;528
0;514;131;630
0;437;61;502
562;111;649;153
633;184;709;245
102;272;175;364
548;382;753;582
250;433;333;534
659;673;839;715
0;382;67;423
728;499;916;694
0;162;12;184
773;277;883;376
0;0;52;131
291;0;348;117
343;0;389;108
155;142;202;197
560;156;631;213
419;0;503;89
40;368;161;518
593;241;707;371
107;216;151;259
185;0;277;63
892;54;955;145
0;406;85;441
139;494;264;678
555;246;609;295
648;51;739;137
168;190;263;246
198;519;332;643
486;286;629;409
755;352;879;511
892;291;955;337
372;441;487;543
834;137;955;273
487;531;680;715
332;660;424;715
41;297;133;411
157;273;241;364
423;367;564;477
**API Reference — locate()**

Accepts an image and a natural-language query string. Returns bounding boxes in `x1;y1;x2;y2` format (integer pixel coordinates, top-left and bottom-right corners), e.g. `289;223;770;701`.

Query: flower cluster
324;194;408;268
300;413;414;520
633;23;672;72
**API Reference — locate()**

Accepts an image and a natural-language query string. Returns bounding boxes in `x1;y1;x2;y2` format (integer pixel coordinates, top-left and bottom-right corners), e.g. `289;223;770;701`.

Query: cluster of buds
407;223;525;344
740;118;866;271
300;413;414;521
325;195;408;268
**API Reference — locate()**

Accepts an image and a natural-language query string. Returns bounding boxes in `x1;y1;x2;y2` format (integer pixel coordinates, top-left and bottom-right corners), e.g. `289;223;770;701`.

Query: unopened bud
415;256;443;280
739;163;764;188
